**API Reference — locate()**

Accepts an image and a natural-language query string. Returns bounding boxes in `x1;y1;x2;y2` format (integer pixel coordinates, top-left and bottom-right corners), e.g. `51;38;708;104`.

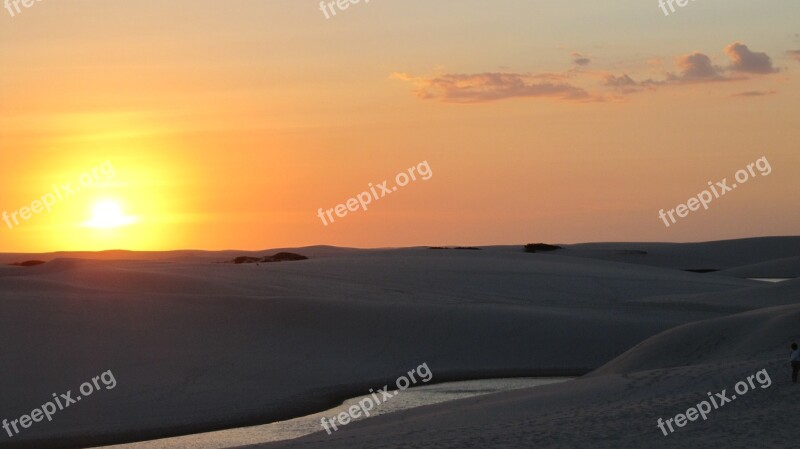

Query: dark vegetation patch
617;250;648;255
230;252;309;264
9;260;47;267
524;243;563;253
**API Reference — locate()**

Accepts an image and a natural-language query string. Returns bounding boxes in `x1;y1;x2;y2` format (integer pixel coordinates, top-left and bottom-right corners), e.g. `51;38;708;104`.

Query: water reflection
98;377;570;449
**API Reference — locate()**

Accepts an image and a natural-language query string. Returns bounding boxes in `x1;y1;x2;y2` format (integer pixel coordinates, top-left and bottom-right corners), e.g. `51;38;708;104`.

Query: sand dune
594;302;800;375
251;303;800;449
559;236;800;270
719;256;800;278
0;237;797;448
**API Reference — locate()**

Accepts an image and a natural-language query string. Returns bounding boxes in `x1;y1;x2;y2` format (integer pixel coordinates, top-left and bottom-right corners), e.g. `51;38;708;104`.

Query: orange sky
1;1;799;252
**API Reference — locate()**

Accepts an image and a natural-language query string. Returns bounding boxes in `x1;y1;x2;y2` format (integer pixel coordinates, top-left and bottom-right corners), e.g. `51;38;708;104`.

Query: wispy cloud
392;72;598;103
731;90;777;97
788;50;800;63
571;52;591;67
601;51;729;94
601;73;642;94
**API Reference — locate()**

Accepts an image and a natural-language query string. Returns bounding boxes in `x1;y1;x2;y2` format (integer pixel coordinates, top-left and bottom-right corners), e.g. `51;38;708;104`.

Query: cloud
731;90;777;97
788;50;800;63
571;52;591;66
602;74;637;87
395;42;780;104
604;42;777;91
392;72;597;103
604;51;726;92
669;52;727;81
724;42;778;74
601;73;645;94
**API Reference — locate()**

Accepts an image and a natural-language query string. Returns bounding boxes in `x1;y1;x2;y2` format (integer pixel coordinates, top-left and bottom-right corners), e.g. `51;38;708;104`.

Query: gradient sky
1;0;799;252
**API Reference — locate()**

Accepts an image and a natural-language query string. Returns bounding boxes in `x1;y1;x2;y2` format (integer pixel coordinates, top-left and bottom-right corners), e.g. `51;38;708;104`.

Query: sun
84;200;138;229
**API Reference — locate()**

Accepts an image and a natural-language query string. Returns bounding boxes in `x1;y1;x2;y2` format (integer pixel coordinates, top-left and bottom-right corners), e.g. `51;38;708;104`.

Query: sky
1;0;799;252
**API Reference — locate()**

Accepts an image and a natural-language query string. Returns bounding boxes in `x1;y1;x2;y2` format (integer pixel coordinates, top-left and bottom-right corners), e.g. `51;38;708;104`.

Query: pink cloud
395;42;782;103
393;72;597;103
671;52;726;81
724;42;778;74
571;52;591;66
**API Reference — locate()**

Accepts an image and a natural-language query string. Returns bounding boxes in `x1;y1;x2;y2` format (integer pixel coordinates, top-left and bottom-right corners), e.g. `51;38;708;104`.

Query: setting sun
84;199;137;229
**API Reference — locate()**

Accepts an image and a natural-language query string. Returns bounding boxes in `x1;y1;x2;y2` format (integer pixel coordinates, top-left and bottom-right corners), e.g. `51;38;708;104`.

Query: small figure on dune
791;343;800;384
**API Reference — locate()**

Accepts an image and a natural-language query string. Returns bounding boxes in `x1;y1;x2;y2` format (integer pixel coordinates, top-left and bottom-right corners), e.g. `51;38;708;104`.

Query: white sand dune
558;236;800;271
593;301;800;375
625;277;800;311
250;304;800;449
0;237;797;448
719;256;800;278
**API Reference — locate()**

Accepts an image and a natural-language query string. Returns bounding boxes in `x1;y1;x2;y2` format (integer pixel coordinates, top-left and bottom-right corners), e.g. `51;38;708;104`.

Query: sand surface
0;237;797;448
250;302;800;449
